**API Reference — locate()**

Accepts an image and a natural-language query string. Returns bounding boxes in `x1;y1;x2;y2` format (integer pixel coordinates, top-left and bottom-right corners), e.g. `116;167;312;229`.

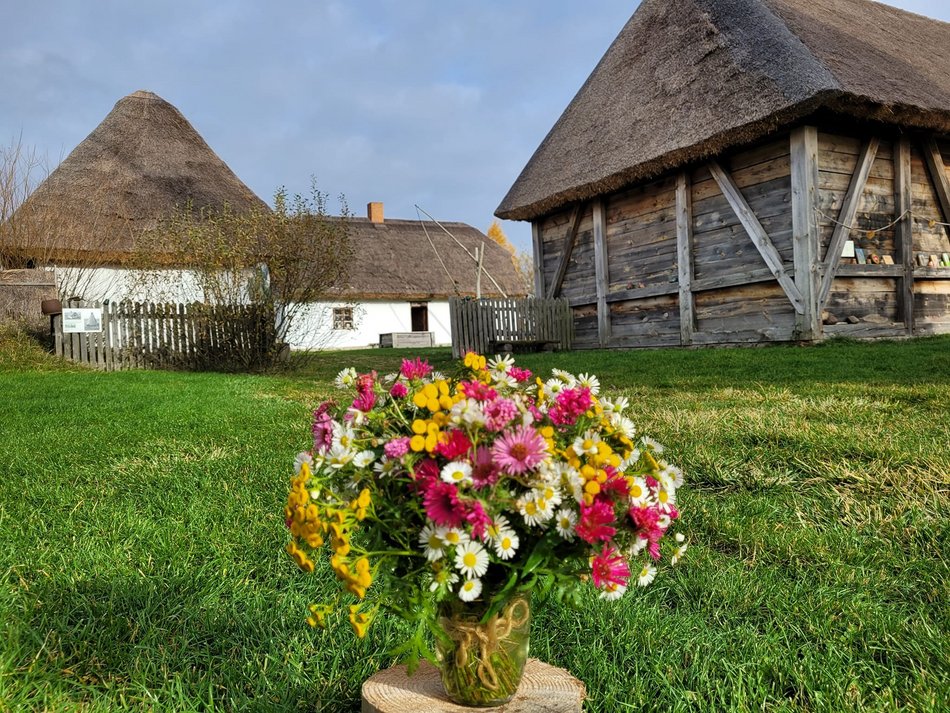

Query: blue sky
2;1;947;253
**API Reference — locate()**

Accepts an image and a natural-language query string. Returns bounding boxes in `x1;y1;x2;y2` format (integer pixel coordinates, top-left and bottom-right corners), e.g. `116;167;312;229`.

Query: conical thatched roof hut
11;90;268;263
498;0;950;348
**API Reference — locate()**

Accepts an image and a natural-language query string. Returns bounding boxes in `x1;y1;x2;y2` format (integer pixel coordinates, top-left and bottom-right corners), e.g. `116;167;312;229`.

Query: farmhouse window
332;307;354;330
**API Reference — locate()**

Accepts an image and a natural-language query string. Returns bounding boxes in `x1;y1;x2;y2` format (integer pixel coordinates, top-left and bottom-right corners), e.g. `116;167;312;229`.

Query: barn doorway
410;303;429;332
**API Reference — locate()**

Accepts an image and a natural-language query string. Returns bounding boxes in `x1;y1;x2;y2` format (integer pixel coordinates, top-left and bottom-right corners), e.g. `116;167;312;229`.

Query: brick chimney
367;202;384;224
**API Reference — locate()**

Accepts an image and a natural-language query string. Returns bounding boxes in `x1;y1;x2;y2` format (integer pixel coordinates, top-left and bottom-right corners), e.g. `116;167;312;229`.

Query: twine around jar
439;596;530;691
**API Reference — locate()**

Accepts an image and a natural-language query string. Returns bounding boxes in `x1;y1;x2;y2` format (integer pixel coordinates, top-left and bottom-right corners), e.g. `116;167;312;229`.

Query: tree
486;219;534;296
131;179;353;370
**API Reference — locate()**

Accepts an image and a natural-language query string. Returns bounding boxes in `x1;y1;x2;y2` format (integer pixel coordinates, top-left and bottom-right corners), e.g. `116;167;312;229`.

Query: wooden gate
449;297;573;358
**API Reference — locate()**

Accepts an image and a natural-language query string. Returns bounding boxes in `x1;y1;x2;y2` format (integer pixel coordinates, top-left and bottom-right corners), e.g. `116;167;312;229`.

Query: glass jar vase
435;592;531;707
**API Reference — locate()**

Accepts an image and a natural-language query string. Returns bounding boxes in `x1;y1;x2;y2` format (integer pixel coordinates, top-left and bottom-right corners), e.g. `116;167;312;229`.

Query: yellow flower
410;435;426;452
411;419;427;434
412;391;428;409
348;604;374;638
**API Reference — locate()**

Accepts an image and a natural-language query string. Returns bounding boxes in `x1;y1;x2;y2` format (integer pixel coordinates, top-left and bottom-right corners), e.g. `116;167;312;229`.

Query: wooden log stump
361;658;585;712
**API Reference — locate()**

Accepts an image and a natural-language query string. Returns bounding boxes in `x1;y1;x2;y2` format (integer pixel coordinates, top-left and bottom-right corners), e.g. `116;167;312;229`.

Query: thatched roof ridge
328;216;527;300
15;90;268;257
496;0;950;221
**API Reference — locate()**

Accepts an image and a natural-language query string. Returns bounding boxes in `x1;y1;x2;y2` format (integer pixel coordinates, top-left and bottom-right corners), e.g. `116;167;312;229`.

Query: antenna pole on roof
414;204;508;298
476;242;485;299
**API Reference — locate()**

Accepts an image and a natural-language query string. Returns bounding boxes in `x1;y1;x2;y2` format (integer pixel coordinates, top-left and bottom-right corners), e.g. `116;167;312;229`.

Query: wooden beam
817;137;880;308
922;137;950;237
895;137;914;334
791;126;820;339
531;222;544;298
547;203;584;298
708;160;806;314
675;171;695;345
592;199;610;348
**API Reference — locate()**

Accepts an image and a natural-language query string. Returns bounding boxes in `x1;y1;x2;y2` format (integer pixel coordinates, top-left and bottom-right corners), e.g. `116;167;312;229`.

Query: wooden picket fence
449;297;573;358
54;300;277;371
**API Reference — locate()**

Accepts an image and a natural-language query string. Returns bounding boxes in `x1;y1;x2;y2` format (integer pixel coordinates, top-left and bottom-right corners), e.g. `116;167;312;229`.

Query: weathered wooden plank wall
532;125;950;349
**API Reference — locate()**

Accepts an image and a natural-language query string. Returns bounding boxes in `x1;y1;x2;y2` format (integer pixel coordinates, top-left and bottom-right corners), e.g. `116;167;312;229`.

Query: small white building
287;202;527;350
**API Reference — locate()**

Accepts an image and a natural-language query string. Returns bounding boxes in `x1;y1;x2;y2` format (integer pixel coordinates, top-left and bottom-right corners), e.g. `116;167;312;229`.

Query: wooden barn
496;0;950;348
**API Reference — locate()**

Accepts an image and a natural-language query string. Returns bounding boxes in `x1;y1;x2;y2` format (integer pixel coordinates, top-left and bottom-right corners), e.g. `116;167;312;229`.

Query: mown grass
1;335;948;711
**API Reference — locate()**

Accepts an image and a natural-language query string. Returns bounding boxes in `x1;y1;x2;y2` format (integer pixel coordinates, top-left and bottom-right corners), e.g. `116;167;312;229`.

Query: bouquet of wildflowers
284;352;685;667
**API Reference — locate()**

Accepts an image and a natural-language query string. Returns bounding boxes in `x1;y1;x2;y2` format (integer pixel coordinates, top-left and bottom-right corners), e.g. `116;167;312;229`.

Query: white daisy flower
612;415;637;441
551;368;577;386
458;577;483;602
429;568;459;592
493;531;520;560
439;527;470;549
572;433;601;456
294;451;314;474
577;373;601;396
325;443;354;469
657;514;672;529
536;485;562;509
656;487;676;514
334;367;357;389
600;396;629;414
352;450;376;468
640;436;665;454
441;461;473;486
373;457;401;478
485;516;511;541
599;582;626;601
675;533;686;543
660;462;685;488
630;536;648;556
450;399;485;428
544;378;566;397
532;495;556;523
554;508;577;540
488;354;515;373
620;448;642;471
637;564;657;587
671;543;688;566
628;477;652;507
429;371;447;383
455;542;489;578
562;468;585;504
332;422;357;451
419;524;445;562
656;470;677;493
491;372;518;389
519;496;546;527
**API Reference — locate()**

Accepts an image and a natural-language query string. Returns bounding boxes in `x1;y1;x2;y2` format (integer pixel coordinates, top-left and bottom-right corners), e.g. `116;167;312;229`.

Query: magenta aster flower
400;357;432;380
591;544;631;590
459;380;498;402
548;386;592;426
509;366;533;383
471;445;500;489
491;425;547;475
312;402;334;453
465;500;492;541
389;382;408;399
435;429;473;460
483;398;519;432
576;500;617;544
422;480;466;528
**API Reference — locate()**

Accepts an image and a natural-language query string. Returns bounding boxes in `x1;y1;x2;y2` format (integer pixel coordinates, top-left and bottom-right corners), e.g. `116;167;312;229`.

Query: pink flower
465;500;492;541
509;366;533;383
483;398;518;432
576;500;617;544
435;429;473;460
384;437;410;459
400;357;432;380
548;387;592;426
590;544;630;590
413;458;440;483
600;465;628;497
312;402;334;453
389;382;408;399
629;506;665;560
491;425;548;475
351;371;377;412
471;446;500;489
422;480;466;528
459;380;498;402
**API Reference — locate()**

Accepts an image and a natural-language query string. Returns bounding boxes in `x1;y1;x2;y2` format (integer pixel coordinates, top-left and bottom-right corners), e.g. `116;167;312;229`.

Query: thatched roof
497;0;950;221
328;212;527;300
13;90;268;259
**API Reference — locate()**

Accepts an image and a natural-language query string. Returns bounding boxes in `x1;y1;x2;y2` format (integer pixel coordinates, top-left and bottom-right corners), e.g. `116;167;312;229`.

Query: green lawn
1;333;948;711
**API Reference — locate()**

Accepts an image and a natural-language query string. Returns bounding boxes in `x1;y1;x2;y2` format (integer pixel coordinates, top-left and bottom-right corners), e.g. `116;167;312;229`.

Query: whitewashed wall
55;266;207;303
286;300;452;350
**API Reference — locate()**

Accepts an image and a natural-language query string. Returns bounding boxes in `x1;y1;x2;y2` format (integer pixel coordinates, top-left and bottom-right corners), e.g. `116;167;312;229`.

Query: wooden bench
488;339;559;354
379;332;435;348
